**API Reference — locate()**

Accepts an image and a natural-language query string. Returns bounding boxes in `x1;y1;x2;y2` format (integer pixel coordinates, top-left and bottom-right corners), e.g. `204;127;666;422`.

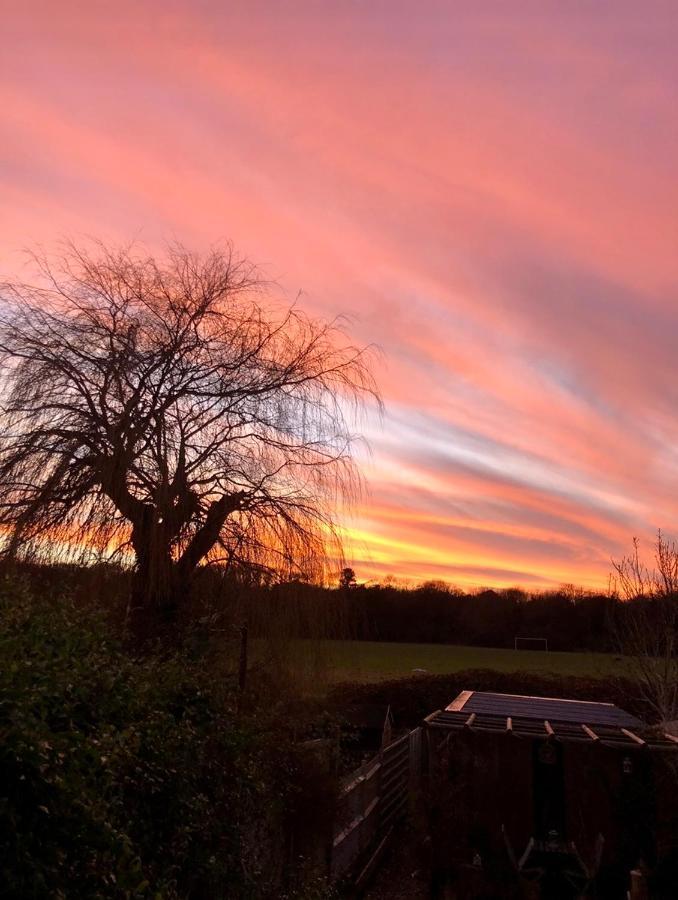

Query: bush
0;578;317;899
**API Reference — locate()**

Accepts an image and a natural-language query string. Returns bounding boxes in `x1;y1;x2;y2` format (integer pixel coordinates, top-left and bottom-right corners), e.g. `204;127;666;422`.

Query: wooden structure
331;726;422;884
424;691;678;897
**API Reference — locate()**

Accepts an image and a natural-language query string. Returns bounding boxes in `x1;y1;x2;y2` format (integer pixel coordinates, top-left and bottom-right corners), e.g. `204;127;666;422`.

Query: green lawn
297;639;625;682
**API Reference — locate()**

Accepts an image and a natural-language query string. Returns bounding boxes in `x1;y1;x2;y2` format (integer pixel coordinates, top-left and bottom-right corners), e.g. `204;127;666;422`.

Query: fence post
628;868;648;900
236;623;248;714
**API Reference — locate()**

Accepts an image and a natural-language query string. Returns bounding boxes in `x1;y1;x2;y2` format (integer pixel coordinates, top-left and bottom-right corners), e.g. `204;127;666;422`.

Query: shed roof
425;690;678;752
447;690;644;727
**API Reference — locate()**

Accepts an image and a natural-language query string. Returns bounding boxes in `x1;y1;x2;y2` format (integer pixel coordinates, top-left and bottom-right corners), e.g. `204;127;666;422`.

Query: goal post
514;636;548;652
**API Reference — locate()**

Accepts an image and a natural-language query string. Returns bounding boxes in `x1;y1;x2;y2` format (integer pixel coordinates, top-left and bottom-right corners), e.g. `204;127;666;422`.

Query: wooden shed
424;691;678;897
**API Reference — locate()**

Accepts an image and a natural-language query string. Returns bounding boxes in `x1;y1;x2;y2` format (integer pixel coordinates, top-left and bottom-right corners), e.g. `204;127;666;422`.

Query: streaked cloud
2;1;677;587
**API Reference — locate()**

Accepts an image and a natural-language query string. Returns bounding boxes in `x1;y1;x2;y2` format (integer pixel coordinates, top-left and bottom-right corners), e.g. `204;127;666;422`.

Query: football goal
514;636;548;651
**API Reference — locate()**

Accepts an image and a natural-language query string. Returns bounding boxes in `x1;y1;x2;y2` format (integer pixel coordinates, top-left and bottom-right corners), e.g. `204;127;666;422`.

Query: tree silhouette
0;242;379;629
611;532;678;723
339;567;357;590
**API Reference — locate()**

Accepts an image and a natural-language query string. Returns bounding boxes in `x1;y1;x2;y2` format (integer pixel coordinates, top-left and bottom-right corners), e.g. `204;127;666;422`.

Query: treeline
346;582;615;651
2;560;624;653
246;580;621;652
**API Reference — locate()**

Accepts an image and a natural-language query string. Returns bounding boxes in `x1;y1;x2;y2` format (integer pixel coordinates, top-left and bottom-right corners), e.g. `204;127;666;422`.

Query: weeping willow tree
0;241;379;630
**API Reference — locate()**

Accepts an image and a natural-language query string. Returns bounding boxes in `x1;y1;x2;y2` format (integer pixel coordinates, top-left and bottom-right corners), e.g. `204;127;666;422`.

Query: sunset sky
3;2;678;589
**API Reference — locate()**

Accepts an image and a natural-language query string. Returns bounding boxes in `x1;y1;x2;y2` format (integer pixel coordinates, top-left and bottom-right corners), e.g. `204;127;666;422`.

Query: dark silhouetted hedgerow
0;577;335;899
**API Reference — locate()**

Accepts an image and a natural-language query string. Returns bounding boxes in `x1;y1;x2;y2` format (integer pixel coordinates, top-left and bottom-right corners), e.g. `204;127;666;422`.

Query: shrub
0;578;313;898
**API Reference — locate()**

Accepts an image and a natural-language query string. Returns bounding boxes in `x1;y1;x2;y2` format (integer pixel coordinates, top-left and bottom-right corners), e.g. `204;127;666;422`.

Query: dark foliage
344;583;618;650
241;580;620;652
0;561;633;654
0;578;333;899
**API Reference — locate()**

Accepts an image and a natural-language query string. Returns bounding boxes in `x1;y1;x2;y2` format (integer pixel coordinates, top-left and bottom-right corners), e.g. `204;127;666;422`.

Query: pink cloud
2;1;677;587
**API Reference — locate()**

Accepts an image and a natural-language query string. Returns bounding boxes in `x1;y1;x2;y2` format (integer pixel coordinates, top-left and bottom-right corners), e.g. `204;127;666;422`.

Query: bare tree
611;532;678;724
0;241;380;629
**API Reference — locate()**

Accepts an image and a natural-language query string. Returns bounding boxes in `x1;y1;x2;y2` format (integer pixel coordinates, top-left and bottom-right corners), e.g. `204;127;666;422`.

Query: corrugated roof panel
447;691;644;728
426;699;678;750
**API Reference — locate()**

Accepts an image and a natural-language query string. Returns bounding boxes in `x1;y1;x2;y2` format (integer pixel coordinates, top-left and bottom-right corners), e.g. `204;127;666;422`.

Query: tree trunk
126;493;244;640
128;513;182;639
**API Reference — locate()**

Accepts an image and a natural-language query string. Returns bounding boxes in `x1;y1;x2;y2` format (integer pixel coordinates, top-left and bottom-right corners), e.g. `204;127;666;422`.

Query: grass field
298;639;625;682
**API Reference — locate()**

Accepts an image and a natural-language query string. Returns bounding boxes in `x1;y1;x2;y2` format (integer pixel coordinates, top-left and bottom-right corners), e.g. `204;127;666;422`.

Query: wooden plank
518;837;535;871
628;868;648;900
381;765;410;792
544;720;554;736
341;760;381;795
501;824;518;870
380;793;408;831
333;797;380;847
621;728;646;746
465;712;477;728
582;724;599;742
423;709;442;723
382;737;410;757
506;717;512;732
446;690;473;712
354;826;395;891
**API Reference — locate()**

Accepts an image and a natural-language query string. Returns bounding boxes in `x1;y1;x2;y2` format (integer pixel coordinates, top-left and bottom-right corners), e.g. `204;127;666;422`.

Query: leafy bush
0;578;316;899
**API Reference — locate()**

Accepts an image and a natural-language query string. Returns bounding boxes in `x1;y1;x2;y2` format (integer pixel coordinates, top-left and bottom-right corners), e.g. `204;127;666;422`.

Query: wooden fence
330;726;422;881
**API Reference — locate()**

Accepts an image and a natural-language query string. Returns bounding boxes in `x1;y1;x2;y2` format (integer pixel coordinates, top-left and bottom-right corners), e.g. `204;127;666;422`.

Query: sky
2;1;678;589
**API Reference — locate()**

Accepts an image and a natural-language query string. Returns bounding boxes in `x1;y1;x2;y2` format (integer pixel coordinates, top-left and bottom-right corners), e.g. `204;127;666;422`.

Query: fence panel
379;732;411;832
330;726;422;880
332;756;381;877
409;726;422;781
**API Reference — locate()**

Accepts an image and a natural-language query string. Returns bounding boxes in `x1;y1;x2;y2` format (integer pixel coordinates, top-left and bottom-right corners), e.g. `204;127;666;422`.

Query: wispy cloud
2;1;677;587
